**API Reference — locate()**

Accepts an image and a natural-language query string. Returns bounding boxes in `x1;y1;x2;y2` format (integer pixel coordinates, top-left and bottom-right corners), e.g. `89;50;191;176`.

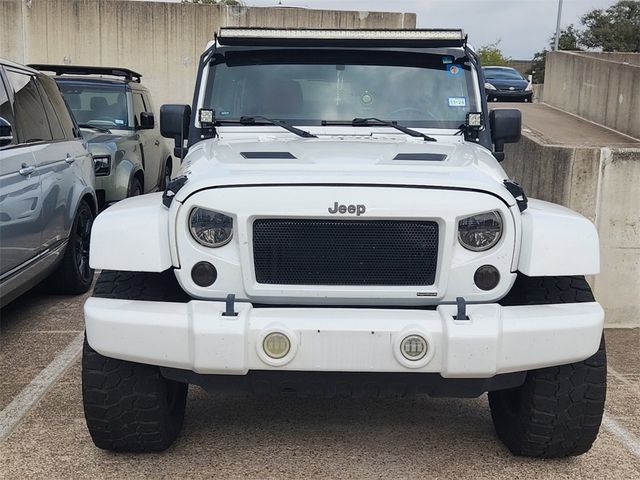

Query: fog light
191;261;217;287
474;265;500;291
263;332;291;359
400;335;428;361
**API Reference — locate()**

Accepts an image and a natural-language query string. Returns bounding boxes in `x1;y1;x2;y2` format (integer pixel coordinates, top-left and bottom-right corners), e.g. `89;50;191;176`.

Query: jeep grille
252;219;439;286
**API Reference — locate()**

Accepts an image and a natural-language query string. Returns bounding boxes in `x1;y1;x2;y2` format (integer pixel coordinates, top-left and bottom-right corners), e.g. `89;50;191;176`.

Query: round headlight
189;208;233;247
458;211;502;251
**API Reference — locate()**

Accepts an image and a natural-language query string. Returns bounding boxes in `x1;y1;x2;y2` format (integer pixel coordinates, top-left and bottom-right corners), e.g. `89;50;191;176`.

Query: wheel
48;200;94;294
490;275;606;458
83;270;190;452
159;158;172;191
82;338;188;452
128;176;143;197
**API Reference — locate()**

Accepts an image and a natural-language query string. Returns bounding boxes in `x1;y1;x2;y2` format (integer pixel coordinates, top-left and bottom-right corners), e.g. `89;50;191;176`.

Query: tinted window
132;92;146;127
39;75;77;139
483;68;525;80
142;92;154;113
6;70;53;143
0;73;16;147
37;79;65;140
58;82;129;128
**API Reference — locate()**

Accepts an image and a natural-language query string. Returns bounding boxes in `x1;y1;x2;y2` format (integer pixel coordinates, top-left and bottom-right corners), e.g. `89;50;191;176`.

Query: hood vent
394;153;447;162
240;151;296;159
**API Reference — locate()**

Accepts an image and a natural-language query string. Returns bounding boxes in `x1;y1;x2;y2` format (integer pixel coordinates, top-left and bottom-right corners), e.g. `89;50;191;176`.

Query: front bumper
85;298;604;378
486;89;533;102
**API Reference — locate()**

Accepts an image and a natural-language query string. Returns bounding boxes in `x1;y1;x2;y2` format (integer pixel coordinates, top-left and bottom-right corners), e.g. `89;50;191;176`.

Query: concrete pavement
1;288;639;479
496;102;639;147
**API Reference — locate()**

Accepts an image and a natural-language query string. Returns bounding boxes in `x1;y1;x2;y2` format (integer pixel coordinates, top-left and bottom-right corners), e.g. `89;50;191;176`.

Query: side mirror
0;117;13;147
138;112;155;130
490;109;522;162
161;104;191;159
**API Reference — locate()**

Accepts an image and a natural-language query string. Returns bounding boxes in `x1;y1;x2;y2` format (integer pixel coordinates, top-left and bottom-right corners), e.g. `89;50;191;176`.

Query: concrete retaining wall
543;51;640;139
579;51;640;67
505;135;640;327
0;0;415;106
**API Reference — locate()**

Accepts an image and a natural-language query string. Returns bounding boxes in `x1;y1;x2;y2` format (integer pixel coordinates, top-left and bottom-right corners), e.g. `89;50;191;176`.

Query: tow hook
222;293;238;317
454;297;470;321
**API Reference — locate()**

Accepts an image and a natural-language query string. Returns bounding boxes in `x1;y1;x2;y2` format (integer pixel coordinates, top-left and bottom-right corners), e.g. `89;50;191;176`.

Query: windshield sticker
447;64;462;76
218;111;230;116
441;55;454;65
448;97;467;107
114;119;124;125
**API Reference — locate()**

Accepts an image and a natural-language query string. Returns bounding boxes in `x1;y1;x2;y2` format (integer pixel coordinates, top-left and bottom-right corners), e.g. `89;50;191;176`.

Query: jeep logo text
328;202;366;216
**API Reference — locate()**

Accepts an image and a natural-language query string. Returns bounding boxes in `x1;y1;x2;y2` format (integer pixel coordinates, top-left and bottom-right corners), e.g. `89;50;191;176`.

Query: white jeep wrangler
83;28;606;457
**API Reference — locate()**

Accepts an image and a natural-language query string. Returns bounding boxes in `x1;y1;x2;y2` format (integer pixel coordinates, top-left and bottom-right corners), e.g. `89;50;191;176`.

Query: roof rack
216;27;466;48
27;64;142;82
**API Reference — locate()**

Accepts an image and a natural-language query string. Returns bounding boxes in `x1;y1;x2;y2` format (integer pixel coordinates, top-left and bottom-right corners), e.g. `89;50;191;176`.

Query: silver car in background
0;59;97;307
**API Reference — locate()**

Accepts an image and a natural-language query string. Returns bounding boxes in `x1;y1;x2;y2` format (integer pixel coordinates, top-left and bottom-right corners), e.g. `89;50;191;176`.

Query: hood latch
503;179;528;212
162;175;188;208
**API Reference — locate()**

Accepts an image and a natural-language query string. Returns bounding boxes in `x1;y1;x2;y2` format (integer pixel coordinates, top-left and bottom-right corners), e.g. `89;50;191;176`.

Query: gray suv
0;59;97;307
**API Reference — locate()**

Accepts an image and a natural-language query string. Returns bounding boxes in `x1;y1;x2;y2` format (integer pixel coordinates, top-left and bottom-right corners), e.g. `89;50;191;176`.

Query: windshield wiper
351;118;437;142
215;116;317;139
78;123;111;134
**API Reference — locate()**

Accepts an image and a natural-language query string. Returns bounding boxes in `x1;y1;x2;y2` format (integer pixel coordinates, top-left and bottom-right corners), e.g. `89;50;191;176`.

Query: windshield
203;50;480;129
483;68;525;81
58;83;130;128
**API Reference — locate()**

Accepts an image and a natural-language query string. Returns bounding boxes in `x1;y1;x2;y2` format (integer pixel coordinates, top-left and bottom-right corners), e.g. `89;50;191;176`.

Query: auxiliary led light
263;332;291;359
400;335;428;361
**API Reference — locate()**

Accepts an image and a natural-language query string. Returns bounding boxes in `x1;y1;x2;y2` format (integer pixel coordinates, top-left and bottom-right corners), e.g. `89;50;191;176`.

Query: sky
236;0;619;58
136;0;619;58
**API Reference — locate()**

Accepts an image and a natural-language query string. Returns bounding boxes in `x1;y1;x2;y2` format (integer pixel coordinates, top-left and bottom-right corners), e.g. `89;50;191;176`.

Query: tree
551;24;582;51
580;0;640;52
477;41;511;66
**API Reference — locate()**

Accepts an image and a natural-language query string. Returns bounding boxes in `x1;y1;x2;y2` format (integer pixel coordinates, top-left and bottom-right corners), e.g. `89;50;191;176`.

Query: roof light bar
216;28;466;48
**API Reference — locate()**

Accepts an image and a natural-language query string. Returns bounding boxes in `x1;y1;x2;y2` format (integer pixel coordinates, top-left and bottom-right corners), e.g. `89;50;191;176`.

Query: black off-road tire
83;270;190;452
48;200;94;294
490;274;607;458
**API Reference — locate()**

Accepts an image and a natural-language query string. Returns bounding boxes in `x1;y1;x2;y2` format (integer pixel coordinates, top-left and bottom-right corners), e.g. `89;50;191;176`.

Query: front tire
82;338;188;452
490;275;606;457
83;270;189;452
128;176;143;197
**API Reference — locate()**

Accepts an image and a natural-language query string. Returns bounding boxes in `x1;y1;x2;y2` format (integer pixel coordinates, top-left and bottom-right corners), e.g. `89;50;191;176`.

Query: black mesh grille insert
253;219;439;286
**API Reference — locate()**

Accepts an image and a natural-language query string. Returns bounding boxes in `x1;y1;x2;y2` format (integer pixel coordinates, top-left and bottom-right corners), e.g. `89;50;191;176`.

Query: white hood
174;135;516;206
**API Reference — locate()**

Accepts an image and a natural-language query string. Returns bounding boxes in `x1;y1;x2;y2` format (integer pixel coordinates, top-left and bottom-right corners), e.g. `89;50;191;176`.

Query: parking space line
0;332;84;442
603;415;640;460
609;366;640;395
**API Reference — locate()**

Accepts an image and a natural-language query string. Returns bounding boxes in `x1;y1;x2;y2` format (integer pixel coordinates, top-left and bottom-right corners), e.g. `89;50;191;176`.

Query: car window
132;92;146;127
39;75;77;139
58;83;129;129
0;73;16;147
142;93;154;114
204;51;480;129
36;78;65;140
483;68;525;80
6;69;53;143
